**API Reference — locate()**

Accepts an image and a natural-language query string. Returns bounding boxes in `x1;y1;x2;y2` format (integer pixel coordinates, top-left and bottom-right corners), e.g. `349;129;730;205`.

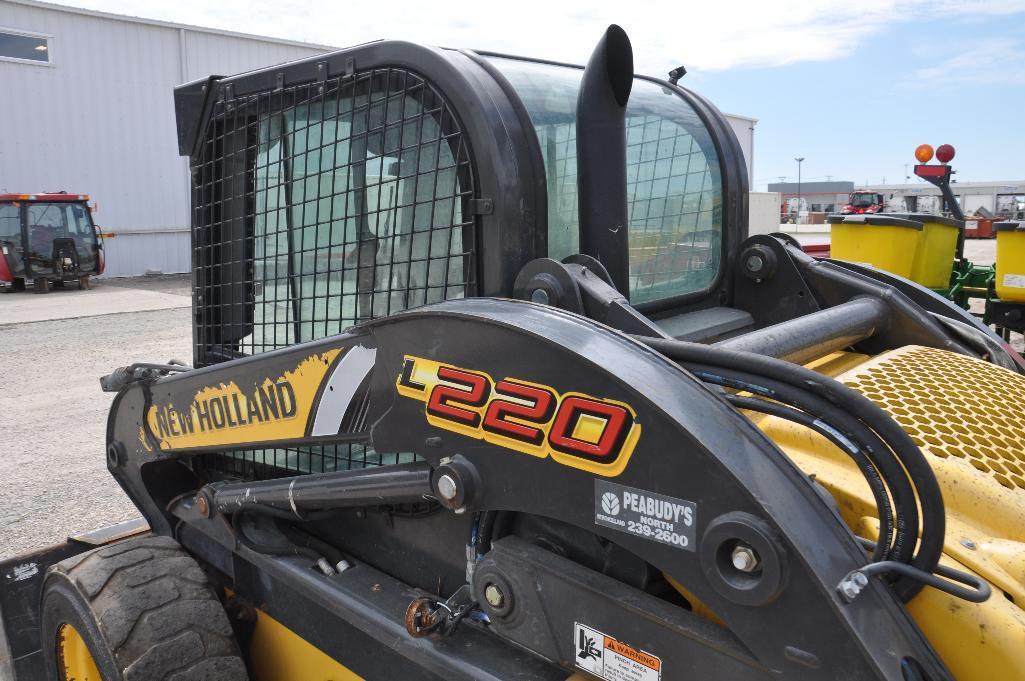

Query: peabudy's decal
396;355;641;476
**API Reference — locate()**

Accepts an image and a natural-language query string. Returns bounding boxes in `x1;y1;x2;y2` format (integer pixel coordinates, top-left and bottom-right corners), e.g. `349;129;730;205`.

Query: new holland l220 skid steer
3;26;1025;681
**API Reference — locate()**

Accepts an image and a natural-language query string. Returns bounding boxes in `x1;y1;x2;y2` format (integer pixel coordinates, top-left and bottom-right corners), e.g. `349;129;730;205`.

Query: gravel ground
0;296;191;559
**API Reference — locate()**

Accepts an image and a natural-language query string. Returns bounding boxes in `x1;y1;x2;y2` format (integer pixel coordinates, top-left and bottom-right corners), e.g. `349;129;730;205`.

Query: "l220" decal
396;356;641;476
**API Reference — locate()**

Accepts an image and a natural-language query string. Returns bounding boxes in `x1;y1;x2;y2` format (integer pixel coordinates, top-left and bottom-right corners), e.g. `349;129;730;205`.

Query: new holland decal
144;349;343;450
396;355;641;476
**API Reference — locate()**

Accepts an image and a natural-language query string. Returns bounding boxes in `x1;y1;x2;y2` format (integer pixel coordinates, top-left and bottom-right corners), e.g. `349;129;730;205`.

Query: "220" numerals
396;356;641;476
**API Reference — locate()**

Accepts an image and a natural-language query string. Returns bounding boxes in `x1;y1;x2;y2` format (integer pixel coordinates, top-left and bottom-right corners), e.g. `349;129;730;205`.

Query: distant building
860;180;1025;217
769;179;1025;218
1;0;331;276
767;181;854;215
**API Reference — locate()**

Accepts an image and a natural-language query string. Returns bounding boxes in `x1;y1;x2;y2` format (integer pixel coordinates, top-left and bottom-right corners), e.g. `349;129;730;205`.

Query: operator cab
176;32;748;366
0;193;104;293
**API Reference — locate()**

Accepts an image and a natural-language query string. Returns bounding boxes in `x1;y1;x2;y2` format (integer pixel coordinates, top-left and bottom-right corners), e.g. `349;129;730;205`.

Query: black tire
40;535;249;681
33;277;50;293
12;277;25;291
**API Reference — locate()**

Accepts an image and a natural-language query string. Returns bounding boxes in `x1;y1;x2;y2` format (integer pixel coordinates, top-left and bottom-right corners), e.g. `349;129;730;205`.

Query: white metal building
1;0;759;277
857;180;1025;217
0;0;332;276
724;113;757;192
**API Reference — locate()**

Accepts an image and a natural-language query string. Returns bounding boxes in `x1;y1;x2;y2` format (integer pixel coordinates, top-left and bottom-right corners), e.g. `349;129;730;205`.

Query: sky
68;0;1025;190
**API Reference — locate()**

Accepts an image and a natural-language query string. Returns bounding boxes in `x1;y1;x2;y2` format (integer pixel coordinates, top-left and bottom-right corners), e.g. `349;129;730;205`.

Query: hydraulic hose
692;365;914;567
637;336;946;601
231;509;322;562
725;394;893;563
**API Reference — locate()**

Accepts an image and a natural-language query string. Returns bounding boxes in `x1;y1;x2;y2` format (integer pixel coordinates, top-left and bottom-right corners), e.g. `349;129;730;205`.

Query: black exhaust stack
576;25;634;297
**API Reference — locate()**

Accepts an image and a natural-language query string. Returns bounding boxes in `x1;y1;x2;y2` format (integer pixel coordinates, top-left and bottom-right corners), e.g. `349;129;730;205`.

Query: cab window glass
25;202;97;270
486;58;723;304
247;78;470;354
0;204;19;241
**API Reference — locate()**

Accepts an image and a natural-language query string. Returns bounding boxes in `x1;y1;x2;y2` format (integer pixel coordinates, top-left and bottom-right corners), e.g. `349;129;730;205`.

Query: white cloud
909;36;1025;88
57;0;1025;76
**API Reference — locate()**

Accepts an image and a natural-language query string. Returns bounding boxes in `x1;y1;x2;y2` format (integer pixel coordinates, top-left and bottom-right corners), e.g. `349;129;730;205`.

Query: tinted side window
189;68;476;479
487;59;724;305
193;68;476;360
0;204;19;241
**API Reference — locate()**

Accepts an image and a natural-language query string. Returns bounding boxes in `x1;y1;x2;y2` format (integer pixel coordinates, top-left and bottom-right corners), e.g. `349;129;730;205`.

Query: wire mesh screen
487;57;723;305
192;66;477;365
191;445;419;482
189;66;476;480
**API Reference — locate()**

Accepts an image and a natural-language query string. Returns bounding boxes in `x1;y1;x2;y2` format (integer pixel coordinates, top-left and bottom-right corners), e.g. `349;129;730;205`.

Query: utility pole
795;157;805;223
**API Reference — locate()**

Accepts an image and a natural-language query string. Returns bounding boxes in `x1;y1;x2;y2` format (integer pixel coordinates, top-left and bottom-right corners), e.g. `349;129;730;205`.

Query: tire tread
51;536;247;681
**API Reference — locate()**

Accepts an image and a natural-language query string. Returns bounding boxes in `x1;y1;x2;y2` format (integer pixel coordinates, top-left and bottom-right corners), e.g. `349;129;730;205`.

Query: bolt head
960;538;977;550
839;577;863;602
484;583;505;608
745;254;765;273
436;473;458;502
731;544;760;573
530;288;550;305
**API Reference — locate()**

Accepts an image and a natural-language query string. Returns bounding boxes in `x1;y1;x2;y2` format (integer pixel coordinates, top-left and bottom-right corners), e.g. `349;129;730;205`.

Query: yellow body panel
248;608;363;681
831;223;921;278
910;220;958;288
752;347;1025;681
996;229;1025;302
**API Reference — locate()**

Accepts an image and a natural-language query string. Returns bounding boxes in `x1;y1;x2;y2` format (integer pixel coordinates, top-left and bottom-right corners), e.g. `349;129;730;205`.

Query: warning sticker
574;622;661;681
1003;273;1025;289
594;479;696;551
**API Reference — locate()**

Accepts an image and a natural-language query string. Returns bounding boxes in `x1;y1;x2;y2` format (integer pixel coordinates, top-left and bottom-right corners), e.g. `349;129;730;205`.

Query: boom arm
104;298;952;681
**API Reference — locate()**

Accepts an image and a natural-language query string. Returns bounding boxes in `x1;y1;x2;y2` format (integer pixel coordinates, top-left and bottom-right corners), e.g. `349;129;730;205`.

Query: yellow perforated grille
841;346;1025;492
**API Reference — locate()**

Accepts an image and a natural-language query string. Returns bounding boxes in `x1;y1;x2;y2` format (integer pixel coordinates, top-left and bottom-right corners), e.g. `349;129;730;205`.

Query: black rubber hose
280;524;349;568
725;394;893;563
644;337;946;597
694;365;914;566
230;510;322;562
639;337;945;601
474;510;498;560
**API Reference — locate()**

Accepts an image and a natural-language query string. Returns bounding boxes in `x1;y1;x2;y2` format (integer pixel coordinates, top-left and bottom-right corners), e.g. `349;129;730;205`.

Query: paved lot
0;276;191;559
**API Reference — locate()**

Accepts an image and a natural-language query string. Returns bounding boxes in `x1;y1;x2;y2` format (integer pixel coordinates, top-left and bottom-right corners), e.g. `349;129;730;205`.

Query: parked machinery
0;192;103;292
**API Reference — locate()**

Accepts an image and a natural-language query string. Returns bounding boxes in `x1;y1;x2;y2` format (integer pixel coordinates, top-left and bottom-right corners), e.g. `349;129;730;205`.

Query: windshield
486;57;723;305
851;193;881;207
25;202;98;273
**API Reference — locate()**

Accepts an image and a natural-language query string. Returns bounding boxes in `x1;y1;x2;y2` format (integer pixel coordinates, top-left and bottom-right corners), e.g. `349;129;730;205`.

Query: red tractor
0;192;104;292
840;190;885;214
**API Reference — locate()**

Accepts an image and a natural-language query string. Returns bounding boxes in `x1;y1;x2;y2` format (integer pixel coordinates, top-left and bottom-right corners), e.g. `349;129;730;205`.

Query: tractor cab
841;190;885;214
0;192;104;292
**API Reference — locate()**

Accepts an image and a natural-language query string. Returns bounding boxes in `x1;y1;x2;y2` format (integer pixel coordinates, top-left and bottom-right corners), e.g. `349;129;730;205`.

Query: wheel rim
57;623;101;681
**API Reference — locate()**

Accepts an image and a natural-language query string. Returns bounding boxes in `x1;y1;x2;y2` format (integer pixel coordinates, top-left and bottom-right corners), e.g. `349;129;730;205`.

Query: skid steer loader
3;25;1024;681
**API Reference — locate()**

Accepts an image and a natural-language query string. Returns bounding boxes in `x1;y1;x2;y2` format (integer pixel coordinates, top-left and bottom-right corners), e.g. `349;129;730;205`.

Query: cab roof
0;193;90;202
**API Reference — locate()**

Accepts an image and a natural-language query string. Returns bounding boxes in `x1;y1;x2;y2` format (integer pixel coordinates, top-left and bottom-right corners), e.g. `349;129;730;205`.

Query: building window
0;29;52;64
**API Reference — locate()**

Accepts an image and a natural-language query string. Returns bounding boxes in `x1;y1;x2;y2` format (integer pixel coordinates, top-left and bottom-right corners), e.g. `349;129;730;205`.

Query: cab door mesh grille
192;66;477;366
188;66;476;480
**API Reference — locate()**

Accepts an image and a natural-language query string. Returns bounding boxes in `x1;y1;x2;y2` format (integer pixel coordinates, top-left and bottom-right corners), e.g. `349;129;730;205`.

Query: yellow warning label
604;637;661;672
575;622;661;681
